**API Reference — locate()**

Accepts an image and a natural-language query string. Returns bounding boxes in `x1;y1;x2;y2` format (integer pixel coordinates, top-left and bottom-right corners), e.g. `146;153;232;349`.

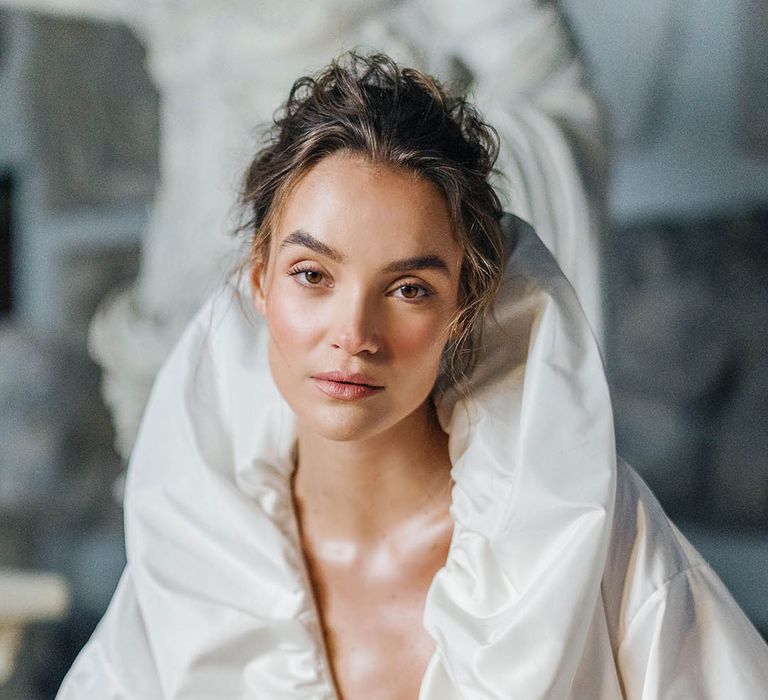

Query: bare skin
251;153;461;699
292;399;454;700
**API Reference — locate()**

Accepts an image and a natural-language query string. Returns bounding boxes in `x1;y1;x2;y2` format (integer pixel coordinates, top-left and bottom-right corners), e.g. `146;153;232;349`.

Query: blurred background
0;1;766;697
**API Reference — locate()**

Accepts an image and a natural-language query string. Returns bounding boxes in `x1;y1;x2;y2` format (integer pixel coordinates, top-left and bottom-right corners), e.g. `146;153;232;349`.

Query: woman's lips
310;372;385;401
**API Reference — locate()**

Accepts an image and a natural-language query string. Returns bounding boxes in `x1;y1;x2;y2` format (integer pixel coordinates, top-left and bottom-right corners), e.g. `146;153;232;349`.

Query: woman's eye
393;284;429;300
289;267;326;286
301;270;324;285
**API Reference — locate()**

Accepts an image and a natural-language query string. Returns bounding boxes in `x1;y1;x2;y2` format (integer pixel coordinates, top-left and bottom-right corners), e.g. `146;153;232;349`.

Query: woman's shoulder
600;458;768;696
601;459;704;643
608;459;705;585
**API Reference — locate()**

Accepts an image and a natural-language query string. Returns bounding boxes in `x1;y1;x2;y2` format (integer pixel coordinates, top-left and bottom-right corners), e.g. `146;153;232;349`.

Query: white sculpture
1;0;606;459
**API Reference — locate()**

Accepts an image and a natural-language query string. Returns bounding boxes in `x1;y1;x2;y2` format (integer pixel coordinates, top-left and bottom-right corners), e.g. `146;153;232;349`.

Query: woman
58;53;768;699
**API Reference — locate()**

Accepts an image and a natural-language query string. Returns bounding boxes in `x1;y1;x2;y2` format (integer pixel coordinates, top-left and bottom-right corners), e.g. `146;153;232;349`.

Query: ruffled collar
124;214;615;699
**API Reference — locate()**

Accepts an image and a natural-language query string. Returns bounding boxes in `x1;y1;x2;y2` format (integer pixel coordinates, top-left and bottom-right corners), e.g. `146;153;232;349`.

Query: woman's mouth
310;371;384;401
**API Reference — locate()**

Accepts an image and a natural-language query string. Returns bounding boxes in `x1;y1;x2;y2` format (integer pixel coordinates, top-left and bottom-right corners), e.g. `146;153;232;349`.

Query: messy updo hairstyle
239;51;505;391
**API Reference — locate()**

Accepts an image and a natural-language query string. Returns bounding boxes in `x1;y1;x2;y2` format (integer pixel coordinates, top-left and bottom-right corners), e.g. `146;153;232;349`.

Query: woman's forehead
272;153;461;264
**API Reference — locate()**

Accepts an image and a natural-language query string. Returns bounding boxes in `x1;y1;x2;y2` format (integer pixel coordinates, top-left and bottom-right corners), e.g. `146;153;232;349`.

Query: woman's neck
292;398;453;542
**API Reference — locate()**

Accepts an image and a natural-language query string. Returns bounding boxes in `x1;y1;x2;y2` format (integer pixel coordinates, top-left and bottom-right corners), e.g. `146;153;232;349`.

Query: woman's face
251;152;463;443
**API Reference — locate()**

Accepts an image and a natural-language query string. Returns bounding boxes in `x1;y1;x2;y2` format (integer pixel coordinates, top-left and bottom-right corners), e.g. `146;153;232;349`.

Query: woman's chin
297;403;395;444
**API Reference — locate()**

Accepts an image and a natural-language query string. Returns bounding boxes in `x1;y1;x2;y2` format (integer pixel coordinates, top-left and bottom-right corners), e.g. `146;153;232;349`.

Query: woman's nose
332;292;381;356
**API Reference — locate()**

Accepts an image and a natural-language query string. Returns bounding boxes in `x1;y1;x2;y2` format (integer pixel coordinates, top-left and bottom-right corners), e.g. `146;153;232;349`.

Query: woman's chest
304;533;452;700
320;578;437;699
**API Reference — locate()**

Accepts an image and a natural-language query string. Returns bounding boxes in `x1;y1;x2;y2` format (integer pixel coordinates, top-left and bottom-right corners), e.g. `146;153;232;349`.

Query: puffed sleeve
603;461;768;698
617;564;768;698
56;568;164;699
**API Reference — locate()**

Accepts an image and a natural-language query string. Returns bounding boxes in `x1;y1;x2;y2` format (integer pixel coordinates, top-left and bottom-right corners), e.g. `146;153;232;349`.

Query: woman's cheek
265;285;327;357
390;313;447;366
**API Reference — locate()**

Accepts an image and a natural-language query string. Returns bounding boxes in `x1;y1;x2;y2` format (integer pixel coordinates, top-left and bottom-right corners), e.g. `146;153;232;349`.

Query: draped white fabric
57;217;768;699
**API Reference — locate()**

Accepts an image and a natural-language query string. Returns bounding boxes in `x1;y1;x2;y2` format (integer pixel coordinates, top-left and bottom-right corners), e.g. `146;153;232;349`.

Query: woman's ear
250;260;268;316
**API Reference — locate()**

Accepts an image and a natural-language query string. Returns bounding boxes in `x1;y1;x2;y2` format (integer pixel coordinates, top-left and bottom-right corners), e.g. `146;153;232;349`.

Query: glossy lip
310;370;385;401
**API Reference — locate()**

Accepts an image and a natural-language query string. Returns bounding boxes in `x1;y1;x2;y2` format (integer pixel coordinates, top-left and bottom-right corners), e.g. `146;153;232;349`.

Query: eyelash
288;264;328;288
287;264;433;301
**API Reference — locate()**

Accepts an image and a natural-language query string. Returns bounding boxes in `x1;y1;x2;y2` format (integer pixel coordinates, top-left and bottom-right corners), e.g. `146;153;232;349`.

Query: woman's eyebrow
280;229;450;276
280;230;347;262
382;255;450;277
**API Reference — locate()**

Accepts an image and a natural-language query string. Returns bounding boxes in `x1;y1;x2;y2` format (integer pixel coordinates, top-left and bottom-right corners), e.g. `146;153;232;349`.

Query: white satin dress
57;216;768;699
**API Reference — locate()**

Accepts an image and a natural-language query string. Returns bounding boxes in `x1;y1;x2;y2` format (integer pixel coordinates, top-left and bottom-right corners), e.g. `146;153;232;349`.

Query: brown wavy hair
239;51;505;390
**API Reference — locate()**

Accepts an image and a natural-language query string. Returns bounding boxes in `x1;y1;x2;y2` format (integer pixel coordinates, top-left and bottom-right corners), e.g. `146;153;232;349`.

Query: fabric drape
57;216;768;699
